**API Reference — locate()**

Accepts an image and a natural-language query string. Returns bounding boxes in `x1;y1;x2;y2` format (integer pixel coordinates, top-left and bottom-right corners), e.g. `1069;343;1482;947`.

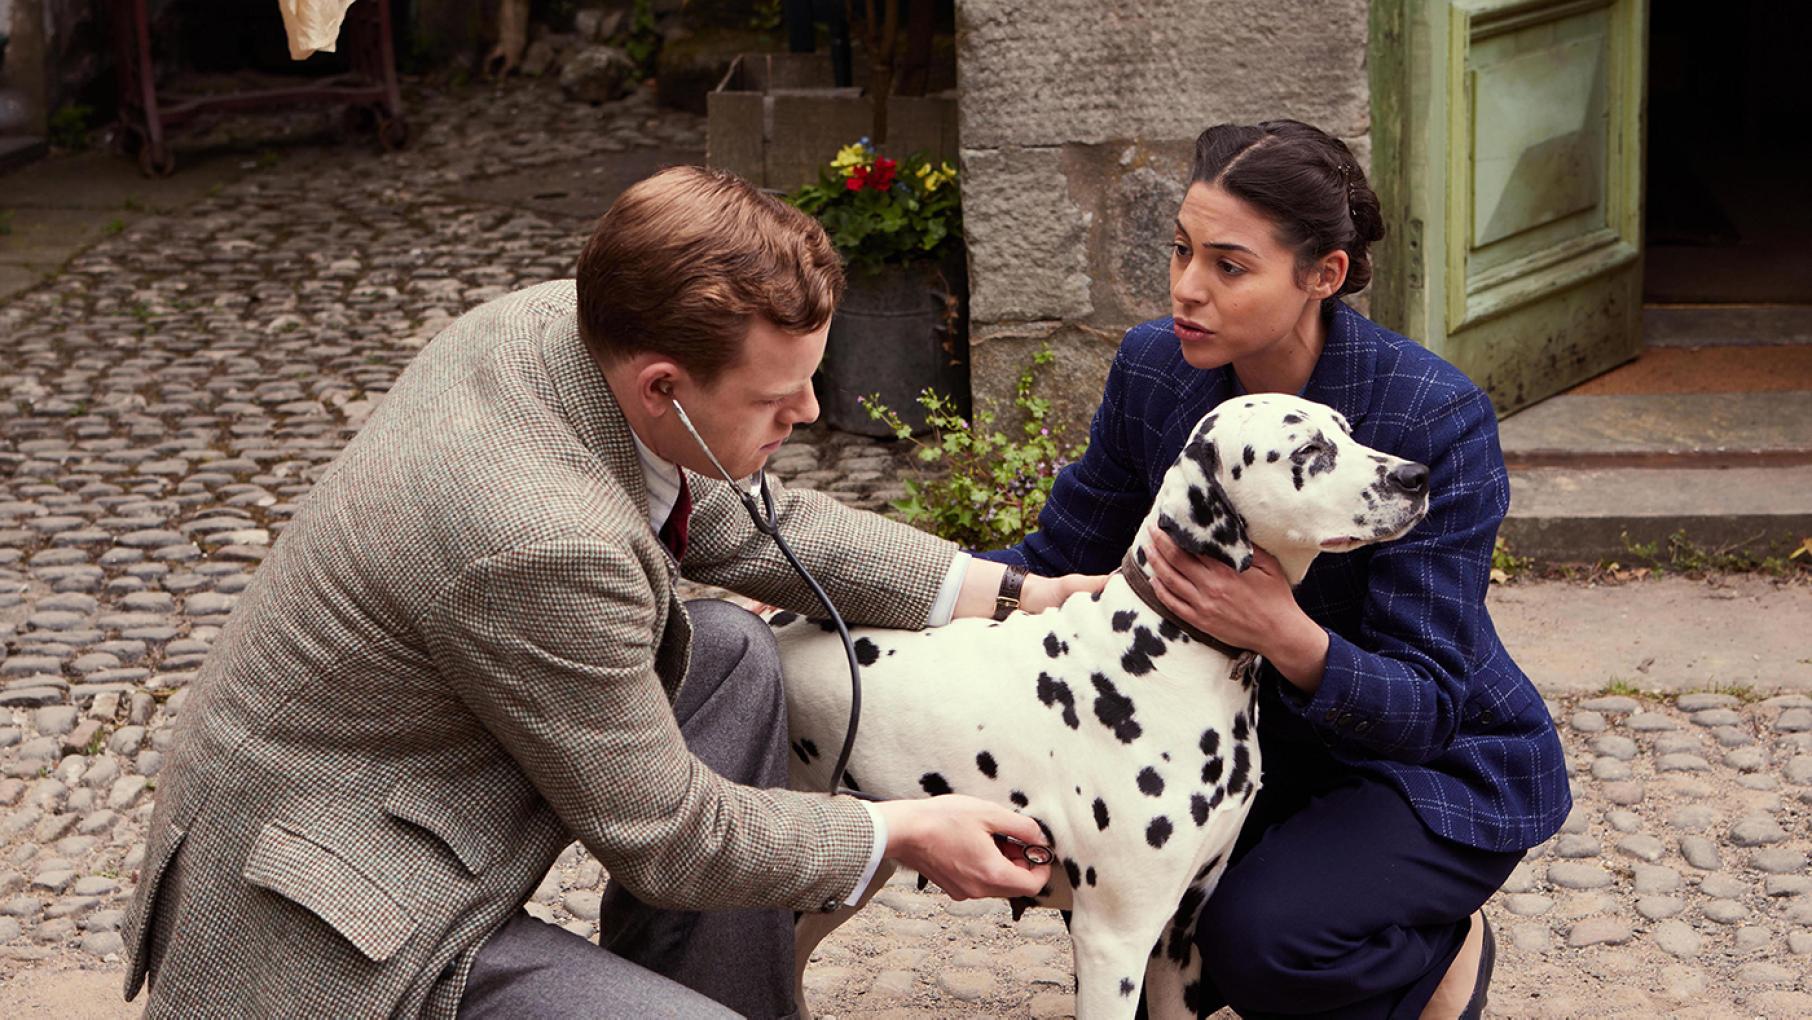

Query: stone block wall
954;0;1373;436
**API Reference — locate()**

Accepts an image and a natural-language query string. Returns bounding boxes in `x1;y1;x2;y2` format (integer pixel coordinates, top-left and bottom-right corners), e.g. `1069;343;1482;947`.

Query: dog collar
1117;548;1250;659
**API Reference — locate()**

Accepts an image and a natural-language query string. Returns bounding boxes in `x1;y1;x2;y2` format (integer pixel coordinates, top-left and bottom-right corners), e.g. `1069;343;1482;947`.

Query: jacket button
1337;712;1353;727
1479;711;1494;726
1324;708;1339;722
820;897;840;913
1354;719;1371;734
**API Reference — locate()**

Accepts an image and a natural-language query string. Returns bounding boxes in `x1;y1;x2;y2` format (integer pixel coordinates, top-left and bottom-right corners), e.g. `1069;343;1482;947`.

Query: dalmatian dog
774;392;1430;1019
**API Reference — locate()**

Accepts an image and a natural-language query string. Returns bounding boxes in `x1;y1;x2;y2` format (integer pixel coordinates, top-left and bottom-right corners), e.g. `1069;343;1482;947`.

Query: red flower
845;171;866;191
869;158;897;190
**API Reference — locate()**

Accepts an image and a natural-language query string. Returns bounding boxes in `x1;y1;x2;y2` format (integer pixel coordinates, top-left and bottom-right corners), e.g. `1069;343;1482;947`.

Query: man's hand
1019;571;1110;614
1144;525;1330;693
872;795;1051;900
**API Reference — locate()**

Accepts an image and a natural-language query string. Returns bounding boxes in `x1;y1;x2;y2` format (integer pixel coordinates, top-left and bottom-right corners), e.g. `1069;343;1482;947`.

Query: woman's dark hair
1188;120;1385;297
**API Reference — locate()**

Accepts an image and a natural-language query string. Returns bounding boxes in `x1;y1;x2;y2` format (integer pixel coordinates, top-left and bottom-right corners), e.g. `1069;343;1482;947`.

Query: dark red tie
659;474;691;560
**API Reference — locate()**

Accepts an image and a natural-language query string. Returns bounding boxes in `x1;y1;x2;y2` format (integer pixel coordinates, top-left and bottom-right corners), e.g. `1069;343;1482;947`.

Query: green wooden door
1370;0;1647;414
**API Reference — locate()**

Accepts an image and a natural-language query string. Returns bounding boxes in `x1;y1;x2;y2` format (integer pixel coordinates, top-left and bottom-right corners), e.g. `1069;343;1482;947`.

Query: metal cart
110;0;406;176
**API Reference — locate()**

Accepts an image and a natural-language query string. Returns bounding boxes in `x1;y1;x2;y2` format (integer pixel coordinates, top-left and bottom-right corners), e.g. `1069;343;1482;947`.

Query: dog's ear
1163;438;1254;571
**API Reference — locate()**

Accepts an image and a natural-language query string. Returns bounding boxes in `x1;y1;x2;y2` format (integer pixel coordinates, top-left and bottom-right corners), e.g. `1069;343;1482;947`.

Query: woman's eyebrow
1175;219;1259;257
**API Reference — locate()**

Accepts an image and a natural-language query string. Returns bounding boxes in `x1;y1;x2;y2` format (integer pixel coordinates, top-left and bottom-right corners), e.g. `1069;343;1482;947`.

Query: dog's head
1145;394;1429;580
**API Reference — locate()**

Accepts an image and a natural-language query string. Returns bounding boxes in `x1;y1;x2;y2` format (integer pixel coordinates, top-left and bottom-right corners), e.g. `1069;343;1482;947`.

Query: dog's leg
792;859;897;1020
1069;905;1174;1020
1141;872;1220;1020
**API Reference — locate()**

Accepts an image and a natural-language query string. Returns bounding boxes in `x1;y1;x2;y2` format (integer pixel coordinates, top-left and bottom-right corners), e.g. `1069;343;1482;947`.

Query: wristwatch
993;565;1028;621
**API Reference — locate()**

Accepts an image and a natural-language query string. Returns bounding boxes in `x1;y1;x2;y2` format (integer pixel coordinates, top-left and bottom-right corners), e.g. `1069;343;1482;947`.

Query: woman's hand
1144;525;1330;693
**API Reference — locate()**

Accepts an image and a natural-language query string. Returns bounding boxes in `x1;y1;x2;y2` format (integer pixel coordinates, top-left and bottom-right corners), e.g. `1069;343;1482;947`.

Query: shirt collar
630;429;683;530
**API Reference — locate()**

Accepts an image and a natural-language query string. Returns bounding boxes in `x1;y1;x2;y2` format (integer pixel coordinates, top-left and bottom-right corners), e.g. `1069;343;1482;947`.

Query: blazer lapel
1302;302;1378;434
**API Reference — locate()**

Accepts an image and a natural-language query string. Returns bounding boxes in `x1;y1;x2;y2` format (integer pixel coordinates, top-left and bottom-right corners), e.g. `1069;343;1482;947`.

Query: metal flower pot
818;259;969;437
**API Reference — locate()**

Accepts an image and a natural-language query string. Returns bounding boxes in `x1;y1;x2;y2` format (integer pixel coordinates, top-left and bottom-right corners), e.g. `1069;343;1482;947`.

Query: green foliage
1599;678;1645;699
786;140;961;275
863;346;1085;548
1490;536;1530;583
616;0;661;76
104;218;126;235
1618;529;1805;578
48;103;95;150
749;0;784;32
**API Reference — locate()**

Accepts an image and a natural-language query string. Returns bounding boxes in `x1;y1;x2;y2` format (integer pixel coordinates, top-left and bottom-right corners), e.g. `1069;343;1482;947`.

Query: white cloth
630;429;976;903
277;0;358;61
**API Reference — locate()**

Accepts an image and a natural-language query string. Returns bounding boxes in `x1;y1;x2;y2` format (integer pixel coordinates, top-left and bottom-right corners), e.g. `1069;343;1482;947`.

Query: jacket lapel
1301;302;1377;434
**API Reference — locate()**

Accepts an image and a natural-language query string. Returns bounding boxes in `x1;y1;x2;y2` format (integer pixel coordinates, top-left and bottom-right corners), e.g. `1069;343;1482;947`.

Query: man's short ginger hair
576;165;844;385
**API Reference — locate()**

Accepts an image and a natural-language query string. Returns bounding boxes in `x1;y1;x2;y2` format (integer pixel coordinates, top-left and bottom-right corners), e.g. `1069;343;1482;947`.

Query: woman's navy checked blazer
979;302;1571;853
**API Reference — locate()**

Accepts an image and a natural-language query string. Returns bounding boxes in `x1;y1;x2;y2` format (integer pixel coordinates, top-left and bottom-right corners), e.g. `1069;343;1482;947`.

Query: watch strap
992;565;1028;621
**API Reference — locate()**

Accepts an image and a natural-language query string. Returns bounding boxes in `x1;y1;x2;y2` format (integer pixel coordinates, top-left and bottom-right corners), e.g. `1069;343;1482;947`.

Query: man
123;166;1097;1018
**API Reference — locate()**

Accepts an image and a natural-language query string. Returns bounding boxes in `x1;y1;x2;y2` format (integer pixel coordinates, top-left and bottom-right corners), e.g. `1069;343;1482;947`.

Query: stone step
1503;464;1812;563
1498;392;1812;469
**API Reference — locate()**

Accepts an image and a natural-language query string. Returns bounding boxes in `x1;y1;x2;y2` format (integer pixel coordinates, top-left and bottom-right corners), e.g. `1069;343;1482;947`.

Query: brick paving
3;78;1812;1017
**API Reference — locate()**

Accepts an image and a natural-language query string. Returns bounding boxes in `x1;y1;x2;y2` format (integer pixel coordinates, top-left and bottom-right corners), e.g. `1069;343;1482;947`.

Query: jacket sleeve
422;535;874;912
1275;388;1510;764
680;472;960;629
978;343;1153;576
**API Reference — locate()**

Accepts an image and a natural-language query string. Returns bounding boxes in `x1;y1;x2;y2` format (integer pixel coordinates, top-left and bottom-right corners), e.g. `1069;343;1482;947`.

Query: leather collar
1117;548;1249;659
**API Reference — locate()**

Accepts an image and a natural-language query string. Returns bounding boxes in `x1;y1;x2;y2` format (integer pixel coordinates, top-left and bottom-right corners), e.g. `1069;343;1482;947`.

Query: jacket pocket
383;777;492;876
241;820;415;963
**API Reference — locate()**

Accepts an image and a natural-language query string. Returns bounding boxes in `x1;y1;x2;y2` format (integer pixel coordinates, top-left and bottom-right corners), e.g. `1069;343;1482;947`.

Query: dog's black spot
1230;464;1241;480
1267;449;1281;463
1184;435;1217;474
1306;438;1338;477
1371;453;1388;463
976;751;998;779
1354;514;1368;526
1161;751;1171;762
1119;977;1136;998
1135;547;1147;567
1208;786;1225;810
1146;816;1173;849
790;741;811;764
1043;632;1069;658
887;649;895;656
1228;743;1252;795
1010;790;1029;808
768;611;799;627
1242;401;1254;409
1243;445;1255;467
854;638;881;667
1166;886;1206;965
843;770;861;792
812;618;839;632
1201;756;1223;785
920;772;952;796
1191;792;1210;826
1157;619;1184;642
1112;610;1136;632
1185;981;1208;1015
1089;590;1103;602
1194;855;1222;884
1075;785;1082;795
1137;766;1164;797
1232;713;1249;742
1086;865;1097;886
1064;857;1082;889
1008;896;1035;921
1187;485;1219;527
1282;413;1303;424
1035;817;1057;849
798;738;820;761
1121;626;1167;676
1092;674;1143;743
1093;797;1110;830
1036;672;1080;729
1292;464;1304;491
1200;728;1220;756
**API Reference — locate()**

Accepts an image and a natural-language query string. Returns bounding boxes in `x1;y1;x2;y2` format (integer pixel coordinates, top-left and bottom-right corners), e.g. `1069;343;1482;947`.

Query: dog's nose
1388;463;1429;494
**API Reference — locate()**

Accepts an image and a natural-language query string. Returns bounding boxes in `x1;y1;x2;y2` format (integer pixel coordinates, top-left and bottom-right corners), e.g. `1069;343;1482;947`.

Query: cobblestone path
4;79;1812;1017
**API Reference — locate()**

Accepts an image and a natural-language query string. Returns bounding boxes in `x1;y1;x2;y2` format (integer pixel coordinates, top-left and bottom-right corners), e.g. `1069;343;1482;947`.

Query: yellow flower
831;143;868;177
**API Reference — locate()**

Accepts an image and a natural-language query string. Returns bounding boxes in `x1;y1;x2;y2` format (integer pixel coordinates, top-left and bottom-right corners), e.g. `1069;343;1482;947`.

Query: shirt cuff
924;551;971;627
846;800;889;906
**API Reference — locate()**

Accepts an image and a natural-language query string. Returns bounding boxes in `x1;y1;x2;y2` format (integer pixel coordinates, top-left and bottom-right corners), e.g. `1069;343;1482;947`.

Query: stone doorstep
1499;392;1812;469
1503;464;1812;564
0;136;48;176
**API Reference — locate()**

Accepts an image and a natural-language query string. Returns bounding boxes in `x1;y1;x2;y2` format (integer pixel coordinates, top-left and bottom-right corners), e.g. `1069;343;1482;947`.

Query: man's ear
633;359;686;418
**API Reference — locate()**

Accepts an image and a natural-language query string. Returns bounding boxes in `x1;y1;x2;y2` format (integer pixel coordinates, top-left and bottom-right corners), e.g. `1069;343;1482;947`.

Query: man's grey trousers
458;600;805;1019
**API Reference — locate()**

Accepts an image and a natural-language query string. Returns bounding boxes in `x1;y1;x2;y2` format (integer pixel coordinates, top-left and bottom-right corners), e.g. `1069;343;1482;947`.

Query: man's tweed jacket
122;281;959;1018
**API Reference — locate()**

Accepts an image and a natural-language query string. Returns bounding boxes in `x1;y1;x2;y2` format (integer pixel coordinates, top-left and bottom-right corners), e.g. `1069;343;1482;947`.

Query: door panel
1371;0;1647;415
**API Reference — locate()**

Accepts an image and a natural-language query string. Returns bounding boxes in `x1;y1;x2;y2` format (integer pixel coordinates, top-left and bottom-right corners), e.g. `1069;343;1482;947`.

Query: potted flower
787;138;967;435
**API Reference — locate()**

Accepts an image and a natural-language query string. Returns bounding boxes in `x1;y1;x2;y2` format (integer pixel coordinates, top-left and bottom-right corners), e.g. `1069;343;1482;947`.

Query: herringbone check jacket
122;281;959;1018
980;302;1571;854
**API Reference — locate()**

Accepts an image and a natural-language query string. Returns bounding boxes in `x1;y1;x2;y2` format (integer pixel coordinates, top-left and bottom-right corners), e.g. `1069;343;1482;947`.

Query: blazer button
1337;712;1353;728
1324;708;1340;723
1479;710;1494;726
1354;719;1372;734
820;897;840;913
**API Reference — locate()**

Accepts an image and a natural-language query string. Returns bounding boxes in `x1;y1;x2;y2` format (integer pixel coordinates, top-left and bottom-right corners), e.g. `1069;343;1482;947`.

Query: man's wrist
992;565;1028;620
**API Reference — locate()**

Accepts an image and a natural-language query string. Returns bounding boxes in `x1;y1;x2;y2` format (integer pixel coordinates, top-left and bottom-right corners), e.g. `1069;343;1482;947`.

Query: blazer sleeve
979;344;1152;575
1277;388;1509;764
422;535;875;912
681;471;960;629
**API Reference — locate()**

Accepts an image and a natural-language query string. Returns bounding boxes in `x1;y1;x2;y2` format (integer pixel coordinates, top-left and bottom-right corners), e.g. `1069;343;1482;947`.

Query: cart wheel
137;142;176;178
376;114;409;152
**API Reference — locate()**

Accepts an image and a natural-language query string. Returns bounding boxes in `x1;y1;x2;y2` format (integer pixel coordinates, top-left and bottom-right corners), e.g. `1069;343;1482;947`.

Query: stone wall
954;0;1373;436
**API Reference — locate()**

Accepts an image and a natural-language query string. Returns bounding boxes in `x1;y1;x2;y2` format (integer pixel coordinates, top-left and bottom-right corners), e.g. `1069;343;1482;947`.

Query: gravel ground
4;75;1812;1018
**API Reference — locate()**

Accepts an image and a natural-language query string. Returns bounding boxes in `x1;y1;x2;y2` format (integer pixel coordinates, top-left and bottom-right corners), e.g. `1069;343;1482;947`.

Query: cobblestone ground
5;79;1812;1017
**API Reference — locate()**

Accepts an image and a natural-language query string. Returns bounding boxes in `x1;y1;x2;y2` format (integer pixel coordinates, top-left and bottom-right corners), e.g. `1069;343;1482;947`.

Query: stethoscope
667;395;1057;869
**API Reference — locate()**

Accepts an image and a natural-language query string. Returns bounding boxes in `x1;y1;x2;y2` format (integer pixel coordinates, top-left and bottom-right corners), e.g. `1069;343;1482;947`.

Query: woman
979;120;1570;1018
